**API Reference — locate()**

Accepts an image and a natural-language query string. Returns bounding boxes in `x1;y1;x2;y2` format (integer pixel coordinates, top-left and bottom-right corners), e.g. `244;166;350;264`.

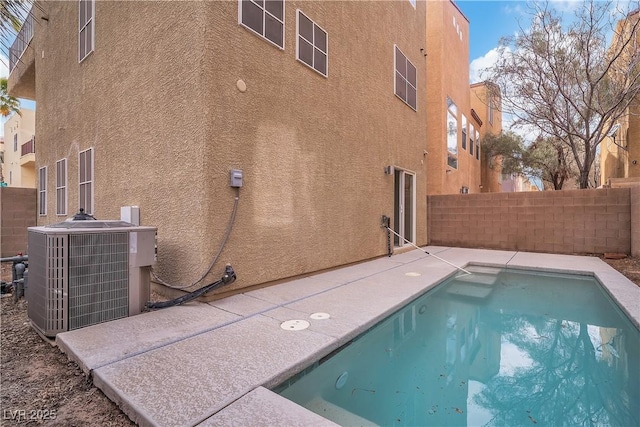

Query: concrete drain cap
310;312;331;320
281;320;310;331
405;272;422;277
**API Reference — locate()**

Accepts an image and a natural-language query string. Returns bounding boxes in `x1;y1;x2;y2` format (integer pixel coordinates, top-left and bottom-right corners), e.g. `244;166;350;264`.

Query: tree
482;132;577;190
0;0;26;39
524;137;577;190
483;0;640;189
0;77;20;117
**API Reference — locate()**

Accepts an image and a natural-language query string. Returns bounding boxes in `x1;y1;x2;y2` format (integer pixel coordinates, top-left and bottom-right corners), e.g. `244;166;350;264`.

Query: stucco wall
425;1;484;195
29;1;428;294
428;188;632;255
631;186;640;257
0;187;37;257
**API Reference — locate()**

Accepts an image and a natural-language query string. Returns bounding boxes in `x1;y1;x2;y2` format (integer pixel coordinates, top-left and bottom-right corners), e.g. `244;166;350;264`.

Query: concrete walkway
55;247;640;427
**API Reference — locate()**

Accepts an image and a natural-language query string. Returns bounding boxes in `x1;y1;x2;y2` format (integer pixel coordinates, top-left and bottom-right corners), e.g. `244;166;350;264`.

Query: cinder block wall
428;188;632;255
0;187;37;257
631;186;640;257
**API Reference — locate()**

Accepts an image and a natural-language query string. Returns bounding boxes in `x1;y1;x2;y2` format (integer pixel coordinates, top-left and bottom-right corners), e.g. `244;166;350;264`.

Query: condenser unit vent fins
67;232;129;330
27;232;68;336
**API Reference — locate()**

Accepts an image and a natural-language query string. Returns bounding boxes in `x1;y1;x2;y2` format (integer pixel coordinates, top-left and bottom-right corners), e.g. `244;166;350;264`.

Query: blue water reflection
276;268;640;426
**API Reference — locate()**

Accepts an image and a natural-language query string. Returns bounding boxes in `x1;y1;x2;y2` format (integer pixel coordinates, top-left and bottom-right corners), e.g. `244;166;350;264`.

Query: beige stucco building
9;0;430;295
600;10;640;186
425;1;485;195
2;109;36;188
470;82;503;193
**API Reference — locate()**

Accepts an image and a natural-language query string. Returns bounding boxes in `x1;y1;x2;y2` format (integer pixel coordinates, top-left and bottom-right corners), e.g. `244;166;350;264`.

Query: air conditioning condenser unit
26;220;157;337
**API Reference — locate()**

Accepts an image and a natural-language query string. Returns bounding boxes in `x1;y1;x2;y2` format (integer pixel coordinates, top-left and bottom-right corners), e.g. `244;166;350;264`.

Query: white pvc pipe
385;227;472;275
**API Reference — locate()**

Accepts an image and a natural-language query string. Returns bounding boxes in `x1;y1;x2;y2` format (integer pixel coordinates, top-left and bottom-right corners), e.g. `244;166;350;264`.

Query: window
239;0;284;49
446;97;458;169
56;159;67;216
469;123;475;157
488;98;494;125
79;148;93;214
394;46;417;110
78;0;94;62
38;167;47;216
461;114;467;150
13;134;17;152
475;130;480;160
296;10;327;76
409;0;416;8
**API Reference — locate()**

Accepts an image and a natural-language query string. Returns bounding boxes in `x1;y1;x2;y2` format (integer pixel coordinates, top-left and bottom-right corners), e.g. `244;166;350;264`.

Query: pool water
275;267;640;426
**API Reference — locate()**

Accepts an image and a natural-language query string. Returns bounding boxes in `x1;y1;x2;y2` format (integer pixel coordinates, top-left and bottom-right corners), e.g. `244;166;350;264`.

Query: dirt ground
1;256;639;426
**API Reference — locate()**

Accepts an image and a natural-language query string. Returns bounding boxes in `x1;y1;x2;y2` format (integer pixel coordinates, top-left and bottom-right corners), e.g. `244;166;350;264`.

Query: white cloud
469;47;503;84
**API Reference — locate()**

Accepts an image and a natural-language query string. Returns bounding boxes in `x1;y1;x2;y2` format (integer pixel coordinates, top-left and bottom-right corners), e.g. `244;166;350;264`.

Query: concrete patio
55;247;640;427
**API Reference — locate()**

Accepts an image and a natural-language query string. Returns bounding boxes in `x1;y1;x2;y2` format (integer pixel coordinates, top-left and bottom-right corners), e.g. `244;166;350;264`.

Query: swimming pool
275;266;640;426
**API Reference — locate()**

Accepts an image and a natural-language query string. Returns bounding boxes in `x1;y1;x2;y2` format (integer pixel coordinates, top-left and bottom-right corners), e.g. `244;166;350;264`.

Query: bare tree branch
483;0;640;188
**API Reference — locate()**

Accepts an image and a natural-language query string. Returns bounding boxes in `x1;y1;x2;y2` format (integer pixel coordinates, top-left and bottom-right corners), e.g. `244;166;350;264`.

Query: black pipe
1;255;28;263
146;265;236;310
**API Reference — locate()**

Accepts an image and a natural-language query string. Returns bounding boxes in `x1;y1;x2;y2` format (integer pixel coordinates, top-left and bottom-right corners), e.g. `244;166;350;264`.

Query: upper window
239;0;284;49
78;0;95;62
13;134;17;151
488;98;494;125
79;148;94;214
469;123;475;157
394;46;417;110
38;167;47;216
409;0;416;8
296;10;327;77
461;114;467;151
446;97;458;169
56;159;67;216
475;130;480;160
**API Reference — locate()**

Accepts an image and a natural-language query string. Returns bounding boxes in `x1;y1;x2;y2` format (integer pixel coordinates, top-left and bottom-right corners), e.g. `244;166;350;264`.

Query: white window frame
78;0;95;62
38;166;47;216
79;148;94;215
394;45;417;111
296;10;328;77
56;158;67;216
446;97;458;169
461;114;467;151
489;98;494;125
238;0;285;50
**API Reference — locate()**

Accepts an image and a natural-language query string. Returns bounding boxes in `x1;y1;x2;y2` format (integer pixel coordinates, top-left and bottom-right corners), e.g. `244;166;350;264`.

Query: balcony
7;8;36;100
20;138;35;167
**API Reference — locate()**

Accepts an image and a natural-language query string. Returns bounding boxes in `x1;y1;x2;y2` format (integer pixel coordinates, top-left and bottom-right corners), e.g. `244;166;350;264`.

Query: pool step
306;396;377;426
447;272;499;299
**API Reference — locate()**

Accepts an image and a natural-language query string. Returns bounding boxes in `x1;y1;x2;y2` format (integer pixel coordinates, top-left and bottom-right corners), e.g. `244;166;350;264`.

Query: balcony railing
9;9;35;73
21;138;35;157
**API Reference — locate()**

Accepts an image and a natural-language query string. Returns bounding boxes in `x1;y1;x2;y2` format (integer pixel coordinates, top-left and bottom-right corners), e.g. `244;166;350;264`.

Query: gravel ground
1;256;639;426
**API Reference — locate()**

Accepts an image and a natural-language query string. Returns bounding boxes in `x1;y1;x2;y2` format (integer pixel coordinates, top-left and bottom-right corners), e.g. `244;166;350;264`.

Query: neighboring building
2;109;36;188
8;1;429;294
500;173;540;192
426;1;484;195
470;82;503;193
600;10;640;185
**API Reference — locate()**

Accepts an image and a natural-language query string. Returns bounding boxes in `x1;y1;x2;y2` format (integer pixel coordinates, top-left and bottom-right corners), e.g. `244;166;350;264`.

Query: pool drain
310;312;331;320
280;320;310;331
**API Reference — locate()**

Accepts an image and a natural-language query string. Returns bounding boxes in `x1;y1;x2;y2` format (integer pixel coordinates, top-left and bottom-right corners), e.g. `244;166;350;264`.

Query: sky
456;0;588;83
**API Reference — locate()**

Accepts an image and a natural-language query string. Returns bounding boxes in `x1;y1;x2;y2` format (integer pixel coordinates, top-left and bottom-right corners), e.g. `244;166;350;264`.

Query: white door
394;169;415;247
